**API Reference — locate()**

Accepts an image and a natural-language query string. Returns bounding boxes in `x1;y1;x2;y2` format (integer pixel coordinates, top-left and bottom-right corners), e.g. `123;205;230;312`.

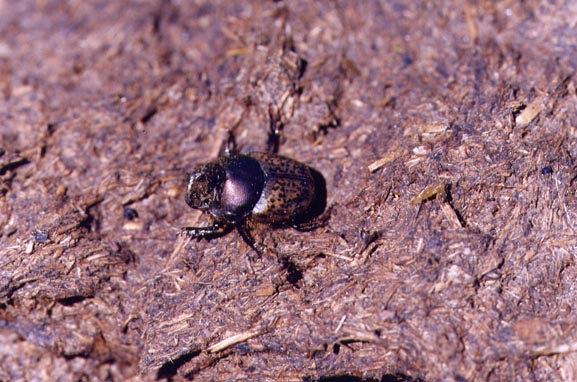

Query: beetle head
186;162;225;210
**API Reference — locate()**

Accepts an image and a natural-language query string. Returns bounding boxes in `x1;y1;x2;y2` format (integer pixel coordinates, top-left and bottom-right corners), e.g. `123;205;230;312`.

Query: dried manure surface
1;1;577;381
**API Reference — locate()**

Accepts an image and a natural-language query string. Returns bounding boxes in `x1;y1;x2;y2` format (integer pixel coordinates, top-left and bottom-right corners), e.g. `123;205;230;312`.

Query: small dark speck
332;343;340;354
435;63;449;78
124;207;139;220
541;165;553;175
32;230;49;243
402;54;413;67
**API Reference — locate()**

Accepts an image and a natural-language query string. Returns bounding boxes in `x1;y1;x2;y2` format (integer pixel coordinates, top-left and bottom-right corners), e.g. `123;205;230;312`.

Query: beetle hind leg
292;204;333;232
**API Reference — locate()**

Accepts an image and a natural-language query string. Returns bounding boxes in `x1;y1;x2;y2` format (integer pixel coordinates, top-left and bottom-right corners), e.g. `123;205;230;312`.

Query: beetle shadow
308;167;328;219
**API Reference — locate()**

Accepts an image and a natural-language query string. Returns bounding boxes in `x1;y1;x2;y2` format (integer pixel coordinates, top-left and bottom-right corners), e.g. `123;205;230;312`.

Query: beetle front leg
266;105;283;154
223;130;239;156
181;222;231;240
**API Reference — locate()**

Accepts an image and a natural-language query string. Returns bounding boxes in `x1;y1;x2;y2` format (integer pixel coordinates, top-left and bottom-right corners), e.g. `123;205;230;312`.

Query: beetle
181;138;327;255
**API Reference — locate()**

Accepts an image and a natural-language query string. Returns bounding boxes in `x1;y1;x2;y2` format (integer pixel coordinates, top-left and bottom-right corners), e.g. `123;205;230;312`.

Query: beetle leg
181;222;231;240
236;222;265;256
292;204;333;232
224;130;239;156
266;105;282;154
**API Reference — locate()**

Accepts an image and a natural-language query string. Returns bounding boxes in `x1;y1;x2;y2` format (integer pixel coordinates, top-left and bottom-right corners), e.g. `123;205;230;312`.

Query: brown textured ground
1;1;577;381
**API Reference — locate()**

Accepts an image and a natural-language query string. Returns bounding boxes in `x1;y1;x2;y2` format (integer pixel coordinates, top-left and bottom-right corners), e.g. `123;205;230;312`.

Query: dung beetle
181;134;327;254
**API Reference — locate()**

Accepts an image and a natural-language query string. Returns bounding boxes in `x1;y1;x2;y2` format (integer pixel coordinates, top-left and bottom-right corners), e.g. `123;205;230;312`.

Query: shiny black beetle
182;137;327;254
